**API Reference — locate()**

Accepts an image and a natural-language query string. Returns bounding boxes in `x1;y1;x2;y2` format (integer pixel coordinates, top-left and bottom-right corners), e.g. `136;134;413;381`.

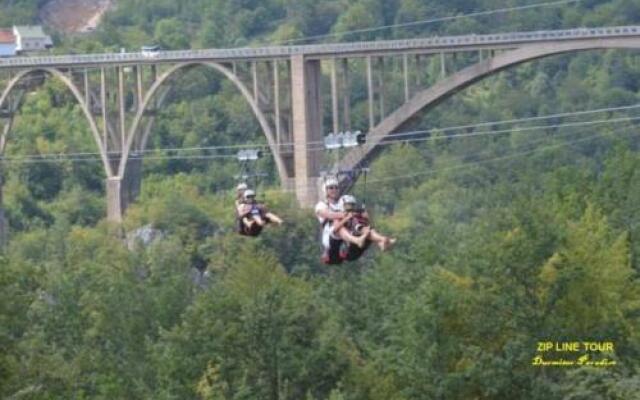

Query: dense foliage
1;0;640;398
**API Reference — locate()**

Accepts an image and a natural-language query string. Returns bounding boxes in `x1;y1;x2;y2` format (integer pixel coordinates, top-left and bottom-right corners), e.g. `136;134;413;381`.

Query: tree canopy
1;0;640;398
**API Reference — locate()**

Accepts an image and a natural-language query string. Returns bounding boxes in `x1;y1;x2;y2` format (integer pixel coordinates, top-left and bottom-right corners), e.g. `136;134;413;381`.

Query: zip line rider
334;195;396;260
237;189;283;236
315;178;368;264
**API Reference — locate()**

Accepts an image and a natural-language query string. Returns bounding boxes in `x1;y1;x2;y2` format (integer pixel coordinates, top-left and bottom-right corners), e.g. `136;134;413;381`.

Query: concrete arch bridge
0;25;639;240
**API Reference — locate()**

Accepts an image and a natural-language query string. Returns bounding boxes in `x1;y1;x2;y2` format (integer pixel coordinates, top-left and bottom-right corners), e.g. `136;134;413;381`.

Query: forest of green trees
1;0;640;398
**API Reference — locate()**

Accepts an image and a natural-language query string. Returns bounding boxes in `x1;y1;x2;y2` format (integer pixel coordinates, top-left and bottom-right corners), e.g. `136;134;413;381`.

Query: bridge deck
1;25;640;69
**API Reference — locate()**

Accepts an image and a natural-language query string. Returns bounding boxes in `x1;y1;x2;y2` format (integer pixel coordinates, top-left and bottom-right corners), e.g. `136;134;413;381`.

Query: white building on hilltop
0;29;17;57
13;26;53;53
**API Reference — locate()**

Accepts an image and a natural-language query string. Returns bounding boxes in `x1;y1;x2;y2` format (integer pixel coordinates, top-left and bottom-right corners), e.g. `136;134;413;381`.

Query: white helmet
340;194;357;205
243;189;256;199
236;182;248;191
323;177;339;192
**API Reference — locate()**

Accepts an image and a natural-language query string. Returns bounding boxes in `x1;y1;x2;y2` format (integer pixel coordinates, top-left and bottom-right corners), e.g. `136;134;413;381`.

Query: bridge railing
1;25;640;68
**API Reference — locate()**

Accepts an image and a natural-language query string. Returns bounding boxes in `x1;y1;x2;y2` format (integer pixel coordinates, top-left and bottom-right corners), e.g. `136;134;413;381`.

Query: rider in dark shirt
332;195;396;258
237;189;283;236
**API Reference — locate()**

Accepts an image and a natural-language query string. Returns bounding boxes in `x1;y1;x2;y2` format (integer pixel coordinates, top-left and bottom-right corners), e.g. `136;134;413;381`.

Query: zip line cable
2;112;639;162
0;120;634;210
2;102;639;162
147;101;640;153
279;0;581;44
227;126;632;195
366;129;637;186
364;103;640;141
363;114;640;149
1;118;634;200
0;153;239;164
284;114;640;153
276;125;638;193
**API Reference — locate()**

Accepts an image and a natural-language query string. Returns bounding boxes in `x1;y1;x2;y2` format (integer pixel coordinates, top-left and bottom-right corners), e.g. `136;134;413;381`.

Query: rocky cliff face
39;0;113;33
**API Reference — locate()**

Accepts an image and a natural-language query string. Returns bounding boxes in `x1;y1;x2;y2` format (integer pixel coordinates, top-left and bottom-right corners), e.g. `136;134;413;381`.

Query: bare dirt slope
40;0;114;33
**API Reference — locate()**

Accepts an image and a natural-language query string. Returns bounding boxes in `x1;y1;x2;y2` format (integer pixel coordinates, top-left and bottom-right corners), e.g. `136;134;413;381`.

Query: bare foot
356;227;371;248
381;237;397;252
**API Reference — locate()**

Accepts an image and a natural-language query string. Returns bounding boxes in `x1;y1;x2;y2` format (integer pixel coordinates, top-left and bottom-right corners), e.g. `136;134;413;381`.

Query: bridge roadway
1;25;640;68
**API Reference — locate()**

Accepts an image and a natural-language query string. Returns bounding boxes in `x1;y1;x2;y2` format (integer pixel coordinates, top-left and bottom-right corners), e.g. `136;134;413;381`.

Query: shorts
238;218;264;237
322;237;344;265
340;239;372;262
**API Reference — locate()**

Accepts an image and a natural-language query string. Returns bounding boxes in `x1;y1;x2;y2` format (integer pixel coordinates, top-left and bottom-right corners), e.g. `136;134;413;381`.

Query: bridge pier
124;156;142;207
106;157;142;222
290;55;323;207
106;177;124;223
0;178;7;249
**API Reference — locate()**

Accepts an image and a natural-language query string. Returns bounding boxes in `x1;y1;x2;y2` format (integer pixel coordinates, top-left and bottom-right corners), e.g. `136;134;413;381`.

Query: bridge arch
340;38;640;171
0;68;112;175
120;62;288;183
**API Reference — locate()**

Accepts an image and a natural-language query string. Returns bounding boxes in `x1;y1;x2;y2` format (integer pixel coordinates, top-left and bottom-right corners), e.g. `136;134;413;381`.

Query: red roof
0;29;15;44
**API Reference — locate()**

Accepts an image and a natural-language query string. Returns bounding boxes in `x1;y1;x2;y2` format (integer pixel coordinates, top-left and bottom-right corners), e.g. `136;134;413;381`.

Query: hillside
39;0;113;33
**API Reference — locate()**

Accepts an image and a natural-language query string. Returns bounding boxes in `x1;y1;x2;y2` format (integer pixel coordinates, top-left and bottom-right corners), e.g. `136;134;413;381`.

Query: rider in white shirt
315;178;367;263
